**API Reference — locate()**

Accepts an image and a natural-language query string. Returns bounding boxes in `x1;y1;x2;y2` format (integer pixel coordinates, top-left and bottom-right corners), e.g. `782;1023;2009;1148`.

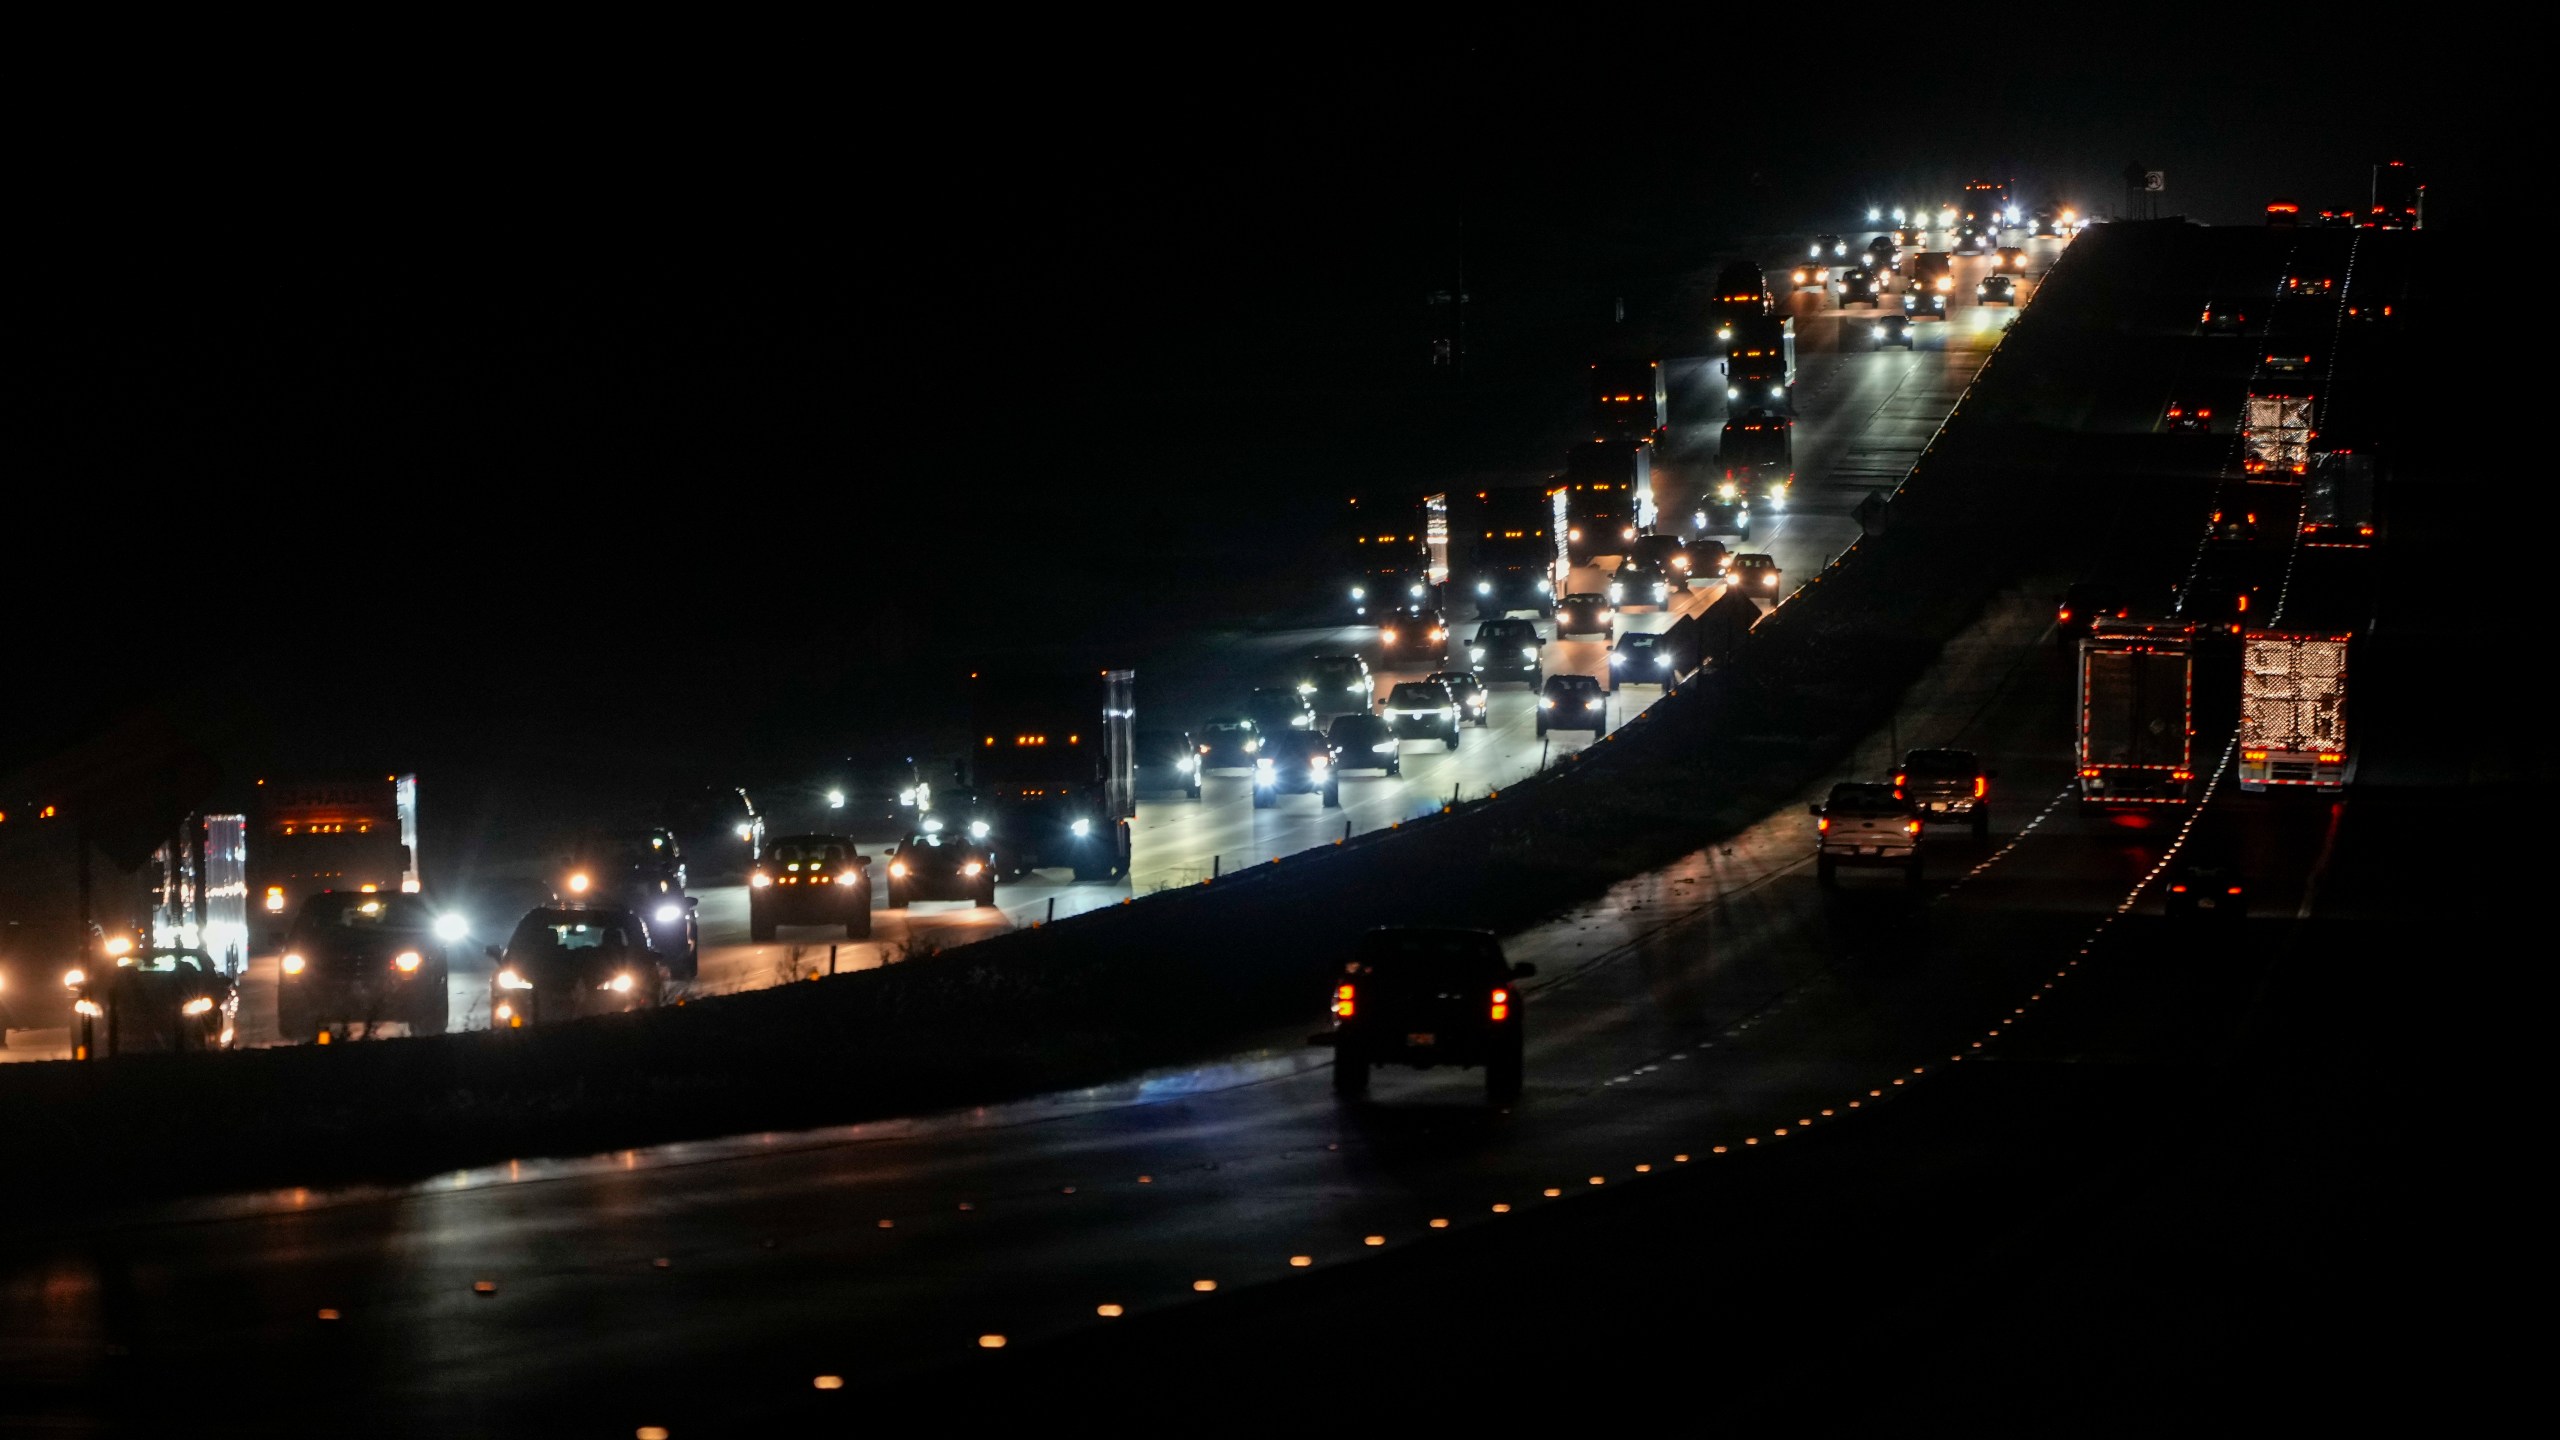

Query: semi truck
1588;361;1667;442
2238;631;2350;791
1711;261;1771;341
1716;411;1795;515
2241;393;2316;476
1339;495;1432;619
966;670;1135;882
2302;450;2378;546
249;775;420;944
1722;316;1796;414
1469;487;1559;617
2076;620;2196;806
1556;442;1657;566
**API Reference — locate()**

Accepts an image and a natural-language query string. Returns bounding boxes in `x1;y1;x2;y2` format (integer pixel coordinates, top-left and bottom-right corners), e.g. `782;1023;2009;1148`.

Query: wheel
887;881;909;910
412;987;449;1036
1486;1042;1524;1103
1253;788;1274;810
1594;716;1608;738
1446;727;1461;750
1972;809;1991;842
1111;823;1132;879
1531;670;1543;688
1538;602;1553;618
1817;855;1838;888
1536;720;1548;737
847;897;873;940
975;883;996;908
672;941;699;981
750;911;777;942
1322;782;1340;809
278;998;311;1043
1186;782;1202;801
1332;1045;1370;1098
1387;761;1402;778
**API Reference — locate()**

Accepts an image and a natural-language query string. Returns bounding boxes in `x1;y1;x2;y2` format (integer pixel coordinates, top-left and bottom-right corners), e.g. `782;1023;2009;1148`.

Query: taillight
1904;820;1921;835
1816;816;1830;833
1892;772;1906;787
2057;607;2072;623
1490;988;1510;1022
2226;886;2244;896
2317;753;2343;764
2170;884;2188;893
1973;776;1986;799
1333;983;1355;1018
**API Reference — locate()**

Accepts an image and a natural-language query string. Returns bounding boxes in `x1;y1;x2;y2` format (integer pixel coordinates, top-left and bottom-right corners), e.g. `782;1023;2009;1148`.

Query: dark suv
1468;619;1544;685
1245;686;1319;736
486;907;669;1029
1383;679;1463;748
1426;670;1490;727
1537;673;1607;737
886;827;997;908
1135;728;1204;800
1296;654;1375;721
1327;927;1536;1102
1556;592;1614;639
1254;729;1340;809
277;891;454;1040
1810;782;1922;887
748;833;873;941
1198;716;1264;772
1610;554;1673;610
1895;748;1993;839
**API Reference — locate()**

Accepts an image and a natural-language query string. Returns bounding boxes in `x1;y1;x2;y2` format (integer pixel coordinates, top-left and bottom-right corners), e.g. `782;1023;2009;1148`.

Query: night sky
18;30;2459;798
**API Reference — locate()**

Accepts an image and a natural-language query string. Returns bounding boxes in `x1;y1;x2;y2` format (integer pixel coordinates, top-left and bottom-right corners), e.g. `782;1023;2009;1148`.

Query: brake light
1904;820;1921;835
1892;772;1906;787
2057;607;2072;623
2226;886;2244;896
2244;750;2268;762
1973;776;1986;799
1333;983;1355;1018
2170;884;2187;893
1491;988;1510;1022
1816;816;1829;833
2317;753;2344;764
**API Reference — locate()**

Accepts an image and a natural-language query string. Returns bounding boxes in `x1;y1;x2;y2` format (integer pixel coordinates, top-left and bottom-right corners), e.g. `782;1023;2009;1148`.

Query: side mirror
684;896;700;910
1510;961;1538;979
484;944;504;962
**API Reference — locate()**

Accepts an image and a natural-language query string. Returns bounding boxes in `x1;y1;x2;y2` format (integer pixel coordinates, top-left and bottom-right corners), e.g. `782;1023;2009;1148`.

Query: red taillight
1904;820;1921;835
1333;983;1355;1018
2057;607;2072;623
1816;816;1830;833
1973;776;1986;799
1491;988;1511;1022
1892;772;1906;787
2226;887;2244;896
2317;753;2344;764
2170;884;2187;893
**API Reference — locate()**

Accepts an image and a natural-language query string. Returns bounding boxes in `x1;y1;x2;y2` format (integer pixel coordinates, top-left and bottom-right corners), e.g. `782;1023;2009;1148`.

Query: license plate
2196;899;2216;909
1406;1032;1436;1047
1929;802;1946;812
1857;845;1879;856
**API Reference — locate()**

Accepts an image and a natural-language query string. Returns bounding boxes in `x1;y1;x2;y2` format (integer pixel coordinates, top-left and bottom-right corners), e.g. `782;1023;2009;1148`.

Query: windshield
1203;720;1255;737
1827;784;1903;809
1563;594;1605;607
764;837;855;868
514;915;643;955
1354;929;1506;986
1388;684;1447;707
1620;635;1660;650
1902;751;1977;776
129;951;211;976
1477;623;1534;642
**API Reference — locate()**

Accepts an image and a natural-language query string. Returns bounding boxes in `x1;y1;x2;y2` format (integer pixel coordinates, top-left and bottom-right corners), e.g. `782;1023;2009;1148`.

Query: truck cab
1716;412;1794;514
967;670;1136;882
1327;927;1534;1102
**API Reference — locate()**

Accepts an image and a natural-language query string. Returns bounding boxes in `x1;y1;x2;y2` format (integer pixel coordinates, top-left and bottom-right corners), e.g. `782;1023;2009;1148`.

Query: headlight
394;950;423;972
183;996;215;1016
1243;738;1261;753
105;936;133;958
898;787;918;806
1294;715;1312;728
1373;740;1400;754
1586;700;1601;710
1622;526;1636;540
1610;653;1625;665
969;820;991;839
826;789;845;809
1348;683;1365;692
497;968;533;991
280;954;306;976
1296;682;1315;694
1381;627;1399;643
433;913;470;942
1256;758;1276;773
1608;584;1623;601
1539;697;1555;709
1765;574;1778;587
1176;755;1196;773
75;999;103;1017
1567;527;1582;541
1410;584;1425;597
1718;483;1739;501
264;887;286;912
566;872;589;894
1521;646;1537;660
1469;647;1486;661
1657;655;1672;668
751;873;772;888
889;861;908;878
655;903;682;924
608;973;635;994
840;871;860;886
1072;818;1093;837
1350;586;1365;600
1476;581;1491;594
1727;387;1740;399
1309;754;1329;769
63;968;85;988
963;860;984;876
1536;578;1553;593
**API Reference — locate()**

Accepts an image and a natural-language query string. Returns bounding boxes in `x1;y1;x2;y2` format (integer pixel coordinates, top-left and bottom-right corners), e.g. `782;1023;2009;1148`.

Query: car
1895;748;1994;839
1993;246;2028;272
1295;654;1375;721
1254;729;1340;809
2263;350;2316;374
2201;302;2250;336
1695;495;1753;540
1686;538;1732;580
1609;630;1681;693
1789;260;1832;295
485;907;670;1029
0;918;92;1041
1468;618;1543;685
1245;685;1319;736
558;829;699;979
1977;274;2018;305
276;891;456;1040
1536;673;1607;737
1327;713;1405;776
69;943;238;1056
2164;401;2212;433
886;827;996;907
1627;532;1694;590
1383;679;1464;748
825;750;939;841
1425;670;1491;727
1952;223;1988;255
2029;209;2061;237
1556;591;1615;639
1197;716;1264;772
2055;581;2136;648
748;833;874;941
1810;782;1923;887
1377;607;1449;662
1326;927;1536;1102
1811;232;1848;260
2165;863;2247;924
1865;234;1900;270
1728;553;1783;601
1610;554;1673;610
1875;315;1915;349
1835;266;1884;307
1901;280;1946;318
1135;728;1204;800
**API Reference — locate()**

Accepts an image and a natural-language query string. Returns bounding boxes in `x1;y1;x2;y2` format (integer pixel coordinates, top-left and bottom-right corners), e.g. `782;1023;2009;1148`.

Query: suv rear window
1901;751;1977;776
1826;783;1904;810
1355;929;1505;985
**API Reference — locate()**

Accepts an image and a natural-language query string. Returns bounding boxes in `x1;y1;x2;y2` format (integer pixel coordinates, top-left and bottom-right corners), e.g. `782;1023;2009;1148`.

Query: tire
975;883;996;908
1253;788;1274;810
1536;720;1548;737
1387;761;1402;778
278;998;312;1044
412;988;449;1036
1322;782;1340;809
1111;823;1132;879
1530;670;1543;689
1486;1042;1524;1103
1594;716;1608;738
1817;855;1838;888
1333;1045;1370;1098
1446;727;1462;751
887;881;909;910
1186;782;1202;801
847;897;873;940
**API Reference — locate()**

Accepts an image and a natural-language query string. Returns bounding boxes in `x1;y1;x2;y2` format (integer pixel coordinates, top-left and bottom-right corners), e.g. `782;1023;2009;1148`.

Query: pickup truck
1811;782;1923;886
